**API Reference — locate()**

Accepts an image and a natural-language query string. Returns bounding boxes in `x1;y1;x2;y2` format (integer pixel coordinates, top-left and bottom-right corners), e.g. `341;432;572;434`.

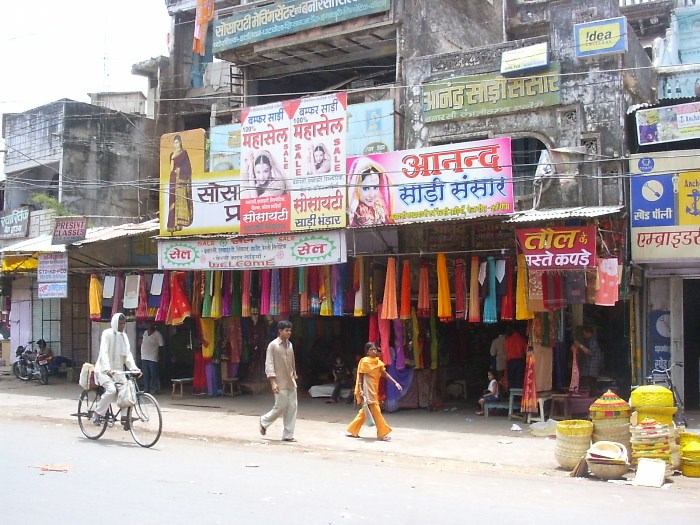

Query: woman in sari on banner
166;134;194;232
348;158;392;227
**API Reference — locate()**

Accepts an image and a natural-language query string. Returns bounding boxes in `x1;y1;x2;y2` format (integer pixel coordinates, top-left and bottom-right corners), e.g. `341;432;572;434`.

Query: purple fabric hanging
221;271;232;316
385;363;414;413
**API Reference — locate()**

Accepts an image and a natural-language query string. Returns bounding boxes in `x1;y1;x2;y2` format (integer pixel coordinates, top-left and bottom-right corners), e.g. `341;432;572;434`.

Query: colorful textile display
468;256;481;323
201;271;213;318
417;259;430;318
411;307;423;369
89;274;103;322
482;256;497;323
198;317;215;359
436;253;452;322
331;265;343;316
527;270;545;312
569;339;580;392
155;271;171;322
393;318;405;370
135;272;149;323
210;271;222;319
378;303;392;365
400;259;411;320
500;257;514;321
521;346;537;413
542;272;566;311
270;269;281;316
241;270;251;317
381;257;398;320
168;271;192;325
353;257;365;316
320;265;333;316
111;273;124;318
515;255;533;320
454;258;466;320
259;269;271;315
596;258;619;306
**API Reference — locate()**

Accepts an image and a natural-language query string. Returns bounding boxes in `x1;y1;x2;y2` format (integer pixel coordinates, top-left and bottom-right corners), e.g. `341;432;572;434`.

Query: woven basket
557;419;593;437
680;431;700;450
554;433;591;470
589;390;631;420
681;461;700;478
587;460;629;480
635;407;676;426
631;386;673;408
555;447;587;470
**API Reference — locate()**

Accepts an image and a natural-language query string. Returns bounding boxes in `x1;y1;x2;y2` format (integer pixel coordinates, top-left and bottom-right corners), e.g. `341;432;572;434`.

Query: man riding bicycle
92;313;141;427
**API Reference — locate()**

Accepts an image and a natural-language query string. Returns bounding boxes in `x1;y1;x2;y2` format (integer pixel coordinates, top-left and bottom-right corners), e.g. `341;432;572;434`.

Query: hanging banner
37;253;68;283
159;129;208;236
158;231;346;270
516;226;597;269
346;138;513;227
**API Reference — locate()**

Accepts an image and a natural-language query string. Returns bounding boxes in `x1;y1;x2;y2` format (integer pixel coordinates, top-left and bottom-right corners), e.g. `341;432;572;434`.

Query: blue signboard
649;310;671;372
630;174;676;227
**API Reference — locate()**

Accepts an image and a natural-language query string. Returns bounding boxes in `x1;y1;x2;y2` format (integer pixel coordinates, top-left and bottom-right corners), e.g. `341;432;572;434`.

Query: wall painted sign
346;138;513;227
37;253;68;283
501;42;549;76
630;151;700;261
574;17;628;59
214;0;390;52
158;231;346;270
0;206;30;239
636;101;700;146
516;226;597;270
422;63;560;123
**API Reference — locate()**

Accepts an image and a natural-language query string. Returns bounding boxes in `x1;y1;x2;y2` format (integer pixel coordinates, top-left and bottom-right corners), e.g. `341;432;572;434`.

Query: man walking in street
140;321;165;394
259;320;298;442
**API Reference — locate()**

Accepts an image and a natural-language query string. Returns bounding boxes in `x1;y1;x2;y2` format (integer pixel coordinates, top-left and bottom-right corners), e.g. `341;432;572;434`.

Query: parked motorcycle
12;342;49;385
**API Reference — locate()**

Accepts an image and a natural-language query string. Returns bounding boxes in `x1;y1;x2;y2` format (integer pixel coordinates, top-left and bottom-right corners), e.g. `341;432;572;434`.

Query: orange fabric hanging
468;256;481;322
381;257;398;320
417;259;430;318
399;259;411;320
436;253;452;322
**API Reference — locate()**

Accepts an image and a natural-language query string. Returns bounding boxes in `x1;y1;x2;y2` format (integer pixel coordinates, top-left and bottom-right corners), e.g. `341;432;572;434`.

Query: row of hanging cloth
87;255;620;326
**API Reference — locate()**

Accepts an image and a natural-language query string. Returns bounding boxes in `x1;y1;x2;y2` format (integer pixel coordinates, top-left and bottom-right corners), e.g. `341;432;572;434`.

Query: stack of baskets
630;385;677;425
586;441;630;480
630;417;674;478
555;419;593;470
589;390;631;458
680;431;700;478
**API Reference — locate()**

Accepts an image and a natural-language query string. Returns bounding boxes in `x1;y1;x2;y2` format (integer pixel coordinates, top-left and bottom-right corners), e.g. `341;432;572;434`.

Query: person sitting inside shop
38;339;72;375
326;355;352;404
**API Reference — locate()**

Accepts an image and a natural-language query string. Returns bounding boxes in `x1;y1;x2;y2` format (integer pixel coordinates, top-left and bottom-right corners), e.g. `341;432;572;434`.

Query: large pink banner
346;138;514;227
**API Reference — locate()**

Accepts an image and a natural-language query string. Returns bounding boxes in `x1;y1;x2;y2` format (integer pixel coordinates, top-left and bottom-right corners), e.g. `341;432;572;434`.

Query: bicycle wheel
128;392;162;448
77;389;108;439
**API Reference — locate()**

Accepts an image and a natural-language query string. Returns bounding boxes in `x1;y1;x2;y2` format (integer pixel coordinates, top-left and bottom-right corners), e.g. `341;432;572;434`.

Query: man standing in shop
140;321;165;395
505;326;528;390
259;320;298;442
489;329;507;382
572;325;602;395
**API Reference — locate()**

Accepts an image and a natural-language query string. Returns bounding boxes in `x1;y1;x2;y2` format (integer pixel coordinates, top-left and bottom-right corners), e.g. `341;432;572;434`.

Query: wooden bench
507;388;554;423
221;378;241;397
483;399;510;417
171;377;194;398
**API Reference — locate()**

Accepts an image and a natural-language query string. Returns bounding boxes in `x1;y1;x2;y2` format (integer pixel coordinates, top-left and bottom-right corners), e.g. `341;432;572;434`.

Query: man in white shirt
490;330;507;382
140;321;165;395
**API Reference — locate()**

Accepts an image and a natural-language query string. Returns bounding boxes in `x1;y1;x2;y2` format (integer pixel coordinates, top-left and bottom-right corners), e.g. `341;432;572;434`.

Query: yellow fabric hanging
89;274;103;321
436;253;452;321
516;254;534;320
199;317;216;359
210;271;222;319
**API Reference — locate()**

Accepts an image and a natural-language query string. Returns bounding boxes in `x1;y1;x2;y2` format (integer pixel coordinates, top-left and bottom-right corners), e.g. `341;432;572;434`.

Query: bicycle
76;370;163;448
646;362;687;427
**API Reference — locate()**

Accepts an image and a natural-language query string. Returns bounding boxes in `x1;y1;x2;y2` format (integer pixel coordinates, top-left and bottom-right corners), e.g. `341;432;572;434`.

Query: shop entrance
683;279;700;409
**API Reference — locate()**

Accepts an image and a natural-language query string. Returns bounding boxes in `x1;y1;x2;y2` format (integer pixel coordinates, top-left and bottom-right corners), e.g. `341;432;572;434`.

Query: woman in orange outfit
346;342;403;441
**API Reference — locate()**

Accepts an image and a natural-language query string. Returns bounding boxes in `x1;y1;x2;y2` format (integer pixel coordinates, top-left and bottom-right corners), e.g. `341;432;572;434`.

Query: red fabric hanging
135;272;148;323
542;271;566;311
381;257;398;319
279;268;291;317
454;258;466;320
368;312;379;343
500;257;514;321
417;259;430;318
400;259;411;320
167;271;192;326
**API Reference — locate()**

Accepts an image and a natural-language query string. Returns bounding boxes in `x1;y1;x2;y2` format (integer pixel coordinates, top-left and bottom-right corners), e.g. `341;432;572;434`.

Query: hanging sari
393;318;405;370
500;257;514;321
468;256;481;323
515;254;534;320
400;259;411;320
381;257;398;320
210;271;223;319
483;256;497;323
280;268;291;317
569;342;580;393
378;303;392;365
259;269;271;315
417;259;430;318
269;269;281;316
436;253;452;322
111;272;124;318
241;270;251;317
353;257;365;317
320;265;333;316
231;271;242;317
135;272;149;323
332;264;344;316
155;270;171;323
411;307;423;369
454;258;466;320
542;271;566;311
221;271;232;317
520;346;538;414
167;271;192;325
89;274;103;322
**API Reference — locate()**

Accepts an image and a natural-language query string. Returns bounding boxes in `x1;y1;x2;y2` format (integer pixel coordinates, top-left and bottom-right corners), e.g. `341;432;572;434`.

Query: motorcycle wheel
40;366;49;385
13;361;29;381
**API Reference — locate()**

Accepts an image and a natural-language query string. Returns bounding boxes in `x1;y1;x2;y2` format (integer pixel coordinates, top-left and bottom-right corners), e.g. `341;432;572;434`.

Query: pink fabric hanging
279;268;290;317
417;259;430;318
381;257;398;319
221;271;232;317
595;258;619;306
378;303;392;365
368;312;379;344
155;271;171;322
468;256;481;322
520;348;538;414
259;269;271;315
135;272;148;323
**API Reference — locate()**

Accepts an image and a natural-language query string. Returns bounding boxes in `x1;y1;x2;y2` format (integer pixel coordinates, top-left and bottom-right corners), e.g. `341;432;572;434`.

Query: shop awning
504;206;623;223
0;234;64;273
72;219;160;246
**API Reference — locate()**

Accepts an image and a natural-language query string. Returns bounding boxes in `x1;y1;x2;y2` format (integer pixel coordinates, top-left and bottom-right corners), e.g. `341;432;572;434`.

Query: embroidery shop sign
0;207;30;239
516;226;597;269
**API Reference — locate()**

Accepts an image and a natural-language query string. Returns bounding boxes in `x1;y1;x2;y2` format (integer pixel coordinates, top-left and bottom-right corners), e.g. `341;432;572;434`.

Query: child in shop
476;369;499;416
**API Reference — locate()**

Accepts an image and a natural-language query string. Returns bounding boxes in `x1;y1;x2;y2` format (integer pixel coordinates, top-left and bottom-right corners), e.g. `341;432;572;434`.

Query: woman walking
346;342;402;441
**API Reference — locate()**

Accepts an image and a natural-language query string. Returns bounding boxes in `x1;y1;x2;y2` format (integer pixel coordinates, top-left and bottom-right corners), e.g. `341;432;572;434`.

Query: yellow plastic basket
680;431;700;450
556;419;593;437
681;462;700;478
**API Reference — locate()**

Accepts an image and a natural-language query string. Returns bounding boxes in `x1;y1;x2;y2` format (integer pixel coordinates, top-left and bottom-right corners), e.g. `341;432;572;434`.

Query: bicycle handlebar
650;362;683;374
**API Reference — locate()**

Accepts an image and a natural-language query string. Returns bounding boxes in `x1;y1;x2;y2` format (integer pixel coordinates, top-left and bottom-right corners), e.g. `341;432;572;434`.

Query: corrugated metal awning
0;234;65;254
505;206;624;223
72;219;160;246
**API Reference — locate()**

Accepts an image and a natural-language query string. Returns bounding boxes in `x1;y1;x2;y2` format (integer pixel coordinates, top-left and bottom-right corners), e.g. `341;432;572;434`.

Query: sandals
282;437;297;442
378;436;392;442
259;420;266;436
346;433;360;439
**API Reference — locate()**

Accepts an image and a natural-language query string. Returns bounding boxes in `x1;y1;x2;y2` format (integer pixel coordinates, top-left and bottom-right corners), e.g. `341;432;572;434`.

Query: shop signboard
213;0;391;52
38;282;67;299
37;253;68;283
630;151;700;261
649;310;671;372
501;42;549;76
636;101;700;146
52;217;87;244
422;63;560;123
346;138;513;227
239;92;347;235
158;231;346;270
516;226;597;270
574;17;628;59
0;206;30;239
347;100;394;156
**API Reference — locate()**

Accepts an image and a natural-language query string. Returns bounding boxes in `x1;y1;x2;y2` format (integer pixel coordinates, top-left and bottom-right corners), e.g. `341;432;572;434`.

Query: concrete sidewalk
0;370;696;486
